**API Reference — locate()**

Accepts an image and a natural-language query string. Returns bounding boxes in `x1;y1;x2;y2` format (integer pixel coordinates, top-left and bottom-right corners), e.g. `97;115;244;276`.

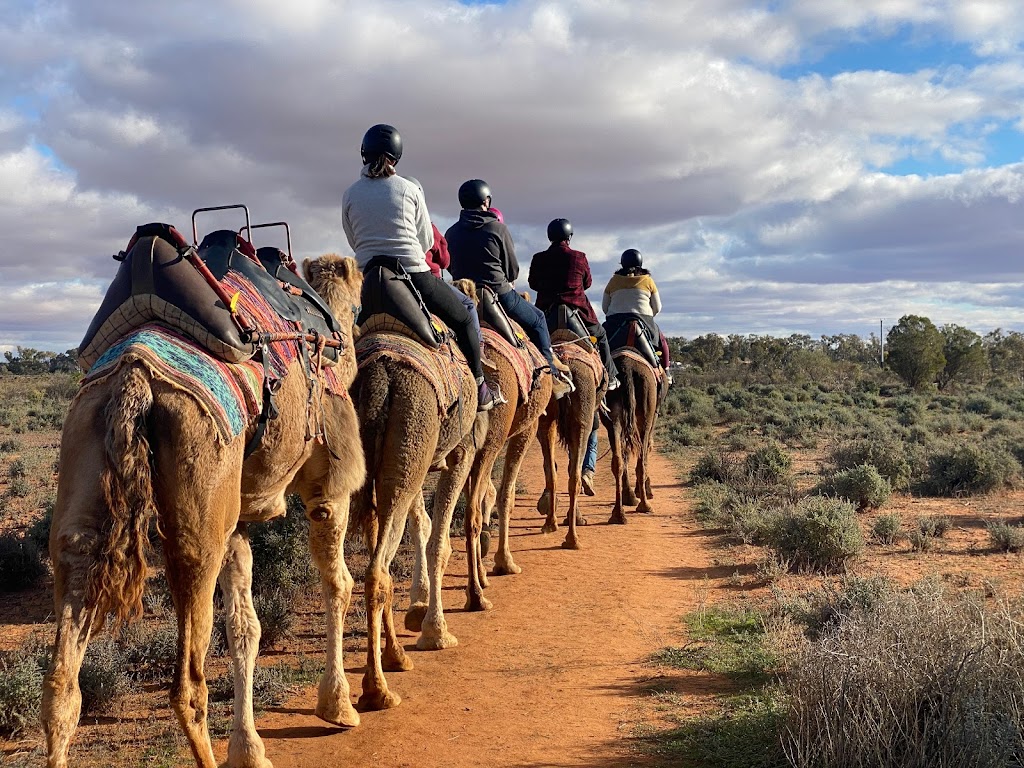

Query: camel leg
405;493;431;633
492;430;532;575
464;453;496;612
635;420;657;516
42;531;99;768
562;425;584;550
302;500;360;728
537;414;560;534
380;506;415;673
621;432;640;507
418;443;474;650
358;486;415;711
607;413;627;525
217;526;273;768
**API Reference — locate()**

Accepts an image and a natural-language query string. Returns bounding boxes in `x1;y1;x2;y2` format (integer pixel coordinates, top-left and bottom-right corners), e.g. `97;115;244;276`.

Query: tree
985;329;1024;385
3;347;53;375
685;334;725;369
938;325;987;390
885;315;945;391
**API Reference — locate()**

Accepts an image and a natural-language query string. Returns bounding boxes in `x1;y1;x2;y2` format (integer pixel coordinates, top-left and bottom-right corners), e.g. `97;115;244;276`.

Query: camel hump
358;257;443;349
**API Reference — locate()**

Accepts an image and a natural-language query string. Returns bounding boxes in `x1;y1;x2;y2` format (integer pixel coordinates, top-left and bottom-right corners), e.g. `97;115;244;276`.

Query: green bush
987;521;1024;553
249;496;315;596
780;574;894;638
921;442;1018;496
44;375;80;401
0;533;46;591
784;587;1024;767
917;514;951;538
907;530;934;552
870;513;902;544
0;649;44;736
254;589;295;650
828;437;912;490
690;449;738;485
79;637;132;715
764;497;863;572
118;621;177;682
0;438;20;453
744;442;792;485
817;464;891;511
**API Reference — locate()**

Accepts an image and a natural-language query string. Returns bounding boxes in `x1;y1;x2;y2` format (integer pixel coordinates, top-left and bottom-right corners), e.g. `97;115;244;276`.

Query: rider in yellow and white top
602;249;671;370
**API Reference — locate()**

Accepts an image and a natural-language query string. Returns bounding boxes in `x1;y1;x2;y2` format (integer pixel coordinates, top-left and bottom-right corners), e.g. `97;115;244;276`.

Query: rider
603;248;672;378
444;179;572;390
342;125;497;411
528;218;620;391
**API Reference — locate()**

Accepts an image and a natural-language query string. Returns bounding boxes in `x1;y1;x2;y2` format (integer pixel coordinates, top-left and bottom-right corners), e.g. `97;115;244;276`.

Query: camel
437;280;556;612
536;333;607;550
350;308;483;711
42;242;365;768
605;350;664;523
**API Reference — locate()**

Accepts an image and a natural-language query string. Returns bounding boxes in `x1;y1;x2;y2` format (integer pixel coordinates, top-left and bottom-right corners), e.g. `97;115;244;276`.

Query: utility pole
880;319;885;366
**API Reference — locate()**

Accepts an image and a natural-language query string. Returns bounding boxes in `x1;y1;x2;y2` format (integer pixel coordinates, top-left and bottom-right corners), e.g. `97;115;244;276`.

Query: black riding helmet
360;124;402;165
620;248;642;269
458;179;491;209
547;218;572;243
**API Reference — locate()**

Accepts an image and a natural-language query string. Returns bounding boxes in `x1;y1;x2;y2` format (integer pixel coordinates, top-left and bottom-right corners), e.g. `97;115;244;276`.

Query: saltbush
817;464;891;511
744;442;792;485
0;649;44;736
871;513;902;544
249;496;315;596
79;637;132;715
987;521;1024;553
828;437;912;490
921;442;1018;496
764;497;863;572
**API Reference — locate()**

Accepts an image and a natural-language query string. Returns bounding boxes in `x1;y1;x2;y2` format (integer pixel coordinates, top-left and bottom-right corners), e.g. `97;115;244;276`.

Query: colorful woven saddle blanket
356;330;467;414
482;324;546;402
81;323;264;443
552;331;604;386
613;347;665;384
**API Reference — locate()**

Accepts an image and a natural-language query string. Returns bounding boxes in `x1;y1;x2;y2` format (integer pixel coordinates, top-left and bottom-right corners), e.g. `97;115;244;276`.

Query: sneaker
607;376;621;392
665;370;674;386
581;470;596;496
477;380;498;412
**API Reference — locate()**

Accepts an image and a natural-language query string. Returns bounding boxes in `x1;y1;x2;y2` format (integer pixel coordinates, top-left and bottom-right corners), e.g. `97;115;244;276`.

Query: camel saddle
478;285;524;348
358;257;444;349
607;316;660;370
545;304;595;352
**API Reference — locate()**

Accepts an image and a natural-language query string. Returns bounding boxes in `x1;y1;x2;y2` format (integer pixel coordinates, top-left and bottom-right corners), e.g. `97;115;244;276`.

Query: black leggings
409;270;483;380
584;320;618;382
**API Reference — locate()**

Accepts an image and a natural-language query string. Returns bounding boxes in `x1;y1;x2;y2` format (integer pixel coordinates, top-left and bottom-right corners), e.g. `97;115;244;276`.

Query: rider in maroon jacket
528;218;619;390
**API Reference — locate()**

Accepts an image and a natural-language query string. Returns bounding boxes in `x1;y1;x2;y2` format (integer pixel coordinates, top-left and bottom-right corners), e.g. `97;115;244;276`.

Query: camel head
303;254;364;336
452;278;479;305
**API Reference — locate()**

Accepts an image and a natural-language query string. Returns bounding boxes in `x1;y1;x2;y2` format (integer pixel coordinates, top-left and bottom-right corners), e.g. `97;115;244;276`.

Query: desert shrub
694;481;736;524
763;497;863;572
661;421;709;448
690;449;738;485
44;375;80;401
987;521;1024;553
783;588;1024;767
118;621;178;682
0;533;46;591
917;514;951;538
0;649;44;736
921;442;1018;496
210;658;318;710
744;442;792;485
6;475;30;498
907;529;934;552
828;437;912;490
0;438;20;453
964;394;995;414
79;638;132;714
871;513;902;544
779;574;894;638
817;464;891;511
249;496;315;596
8;457;26;479
892;395;924;426
26;500;54;554
674;387;718;427
254;589;295;650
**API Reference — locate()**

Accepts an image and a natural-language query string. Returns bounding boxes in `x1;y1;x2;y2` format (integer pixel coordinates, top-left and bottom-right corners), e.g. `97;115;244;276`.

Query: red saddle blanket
555;339;604;386
613;347;665;384
482;323;546;402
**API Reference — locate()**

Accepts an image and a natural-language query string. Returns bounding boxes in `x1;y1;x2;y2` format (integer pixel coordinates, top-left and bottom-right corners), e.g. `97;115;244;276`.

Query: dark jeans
605;313;670;367
585;320;619;383
498;288;554;365
409;270;483;380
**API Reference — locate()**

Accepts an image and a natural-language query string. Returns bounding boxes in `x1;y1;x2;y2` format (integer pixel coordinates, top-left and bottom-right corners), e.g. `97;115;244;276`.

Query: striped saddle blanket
81;323;264;443
613;347;665;384
482;325;546;402
356;330;468;413
554;338;604;387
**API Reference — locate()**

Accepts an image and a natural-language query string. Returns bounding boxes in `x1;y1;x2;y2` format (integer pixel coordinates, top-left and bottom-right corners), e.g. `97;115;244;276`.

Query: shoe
477;380;498;412
581;470;596;496
607;376;621;392
665;370;674;386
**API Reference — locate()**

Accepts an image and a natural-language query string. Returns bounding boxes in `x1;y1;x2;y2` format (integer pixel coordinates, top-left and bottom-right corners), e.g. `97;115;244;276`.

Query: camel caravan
40;125;673;768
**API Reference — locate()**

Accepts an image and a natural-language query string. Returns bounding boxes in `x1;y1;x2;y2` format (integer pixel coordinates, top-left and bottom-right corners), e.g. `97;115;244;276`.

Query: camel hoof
645;479;654;498
382;650;414;672
608;510;628;525
561;535;582;550
417;630;459;650
537;490;552;517
492;560;522;576
636;503;656;515
356;689;401;712
315;699;360;728
622;493;639;507
465;594;493;612
563;516;587;527
405;603;427;633
541;519;558;534
225;758;274;768
480;530;491;558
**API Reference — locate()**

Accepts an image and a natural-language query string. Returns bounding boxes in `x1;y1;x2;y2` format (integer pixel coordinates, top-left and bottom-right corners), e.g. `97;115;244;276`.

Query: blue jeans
498;289;554;365
583;426;598;473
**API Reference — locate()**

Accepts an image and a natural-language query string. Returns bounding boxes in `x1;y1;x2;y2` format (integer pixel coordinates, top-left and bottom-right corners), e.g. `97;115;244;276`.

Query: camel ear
452;278;478;304
339;256;362;292
301;257;317;283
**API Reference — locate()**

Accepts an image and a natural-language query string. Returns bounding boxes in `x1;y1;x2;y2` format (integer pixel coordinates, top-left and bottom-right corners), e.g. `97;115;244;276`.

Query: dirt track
251;444;711;768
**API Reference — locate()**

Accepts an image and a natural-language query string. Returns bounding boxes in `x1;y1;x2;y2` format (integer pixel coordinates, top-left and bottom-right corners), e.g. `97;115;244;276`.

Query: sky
3;0;1024;352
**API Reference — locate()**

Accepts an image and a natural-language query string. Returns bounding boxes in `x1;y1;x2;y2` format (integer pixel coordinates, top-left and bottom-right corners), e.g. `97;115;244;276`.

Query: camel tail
351;364;390;534
89;362;156;631
622;366;641;456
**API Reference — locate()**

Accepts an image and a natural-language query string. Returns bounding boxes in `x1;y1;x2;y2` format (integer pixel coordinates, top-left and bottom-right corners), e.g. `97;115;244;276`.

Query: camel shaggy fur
42;243;365;768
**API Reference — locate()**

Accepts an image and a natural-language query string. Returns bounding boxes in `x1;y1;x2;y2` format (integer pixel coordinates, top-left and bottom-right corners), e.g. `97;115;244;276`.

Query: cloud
2;0;1024;350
